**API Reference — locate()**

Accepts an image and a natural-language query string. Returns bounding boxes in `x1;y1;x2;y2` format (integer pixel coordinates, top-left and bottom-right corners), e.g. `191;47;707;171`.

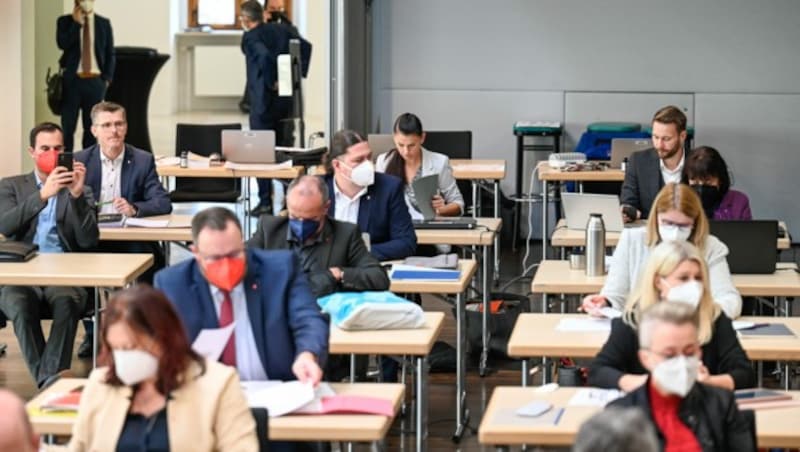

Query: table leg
480;245;490;377
522;359;529;387
349;353;356;383
542;293;550;384
415;356;428;452
243;177;251;238
92;287;100;368
542;180;548;261
758;361;763;387
493;180;500;286
452;292;469;442
784;363;790;390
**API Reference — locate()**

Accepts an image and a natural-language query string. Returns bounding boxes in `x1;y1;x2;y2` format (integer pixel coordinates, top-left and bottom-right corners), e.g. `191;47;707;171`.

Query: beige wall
298;0;329;141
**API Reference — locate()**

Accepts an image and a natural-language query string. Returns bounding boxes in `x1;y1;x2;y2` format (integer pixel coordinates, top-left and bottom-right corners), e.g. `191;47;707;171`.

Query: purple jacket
713;189;752;220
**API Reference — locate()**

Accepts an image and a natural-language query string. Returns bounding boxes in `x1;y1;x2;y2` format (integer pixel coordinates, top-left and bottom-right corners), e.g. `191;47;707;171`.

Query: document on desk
191;322;235;361
124;218;171;228
245;380;316;417
555;318;612;332
390;264;461;281
567;388;623;407
154;156;181;167
224;160;293;171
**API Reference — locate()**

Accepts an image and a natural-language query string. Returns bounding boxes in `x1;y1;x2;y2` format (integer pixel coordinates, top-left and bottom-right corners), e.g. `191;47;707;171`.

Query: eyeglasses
96;121;127;130
643;346;700;361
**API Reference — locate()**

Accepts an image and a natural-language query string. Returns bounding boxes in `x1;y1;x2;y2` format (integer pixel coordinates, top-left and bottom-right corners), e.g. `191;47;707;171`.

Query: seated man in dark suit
0;122;98;387
155;207;328;384
248;175;389;297
324;129;417;261
620;105;688;221
75;101;172;356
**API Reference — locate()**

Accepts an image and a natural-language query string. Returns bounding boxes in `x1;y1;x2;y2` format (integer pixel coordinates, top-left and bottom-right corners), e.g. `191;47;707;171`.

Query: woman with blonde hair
588;240;753;392
582;183;741;318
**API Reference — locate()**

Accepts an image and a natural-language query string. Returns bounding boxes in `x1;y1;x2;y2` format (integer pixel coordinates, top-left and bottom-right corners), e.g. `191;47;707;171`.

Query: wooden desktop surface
450;159;507;180
0;253;153;287
507;313;800;361
389;259;477;294
156;165;302;179
99;214;193;242
532;260;800;297
479;386;800;448
537;161;625;182
329;312;444;356
28;379;404;442
415;218;502;246
551;219;791;250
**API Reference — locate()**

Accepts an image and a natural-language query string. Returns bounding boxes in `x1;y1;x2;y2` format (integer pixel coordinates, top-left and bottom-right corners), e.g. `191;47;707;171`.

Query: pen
552;407;565;425
743;323;770;330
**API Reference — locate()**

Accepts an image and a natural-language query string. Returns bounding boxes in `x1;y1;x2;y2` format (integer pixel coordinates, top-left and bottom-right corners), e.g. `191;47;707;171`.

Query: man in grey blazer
620;106;688;221
248;175;389;298
0;122;98;387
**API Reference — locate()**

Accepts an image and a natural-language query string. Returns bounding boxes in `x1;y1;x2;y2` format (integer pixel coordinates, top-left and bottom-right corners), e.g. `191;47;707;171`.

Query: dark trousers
249;92;294;206
0;286;86;385
61;76;106;152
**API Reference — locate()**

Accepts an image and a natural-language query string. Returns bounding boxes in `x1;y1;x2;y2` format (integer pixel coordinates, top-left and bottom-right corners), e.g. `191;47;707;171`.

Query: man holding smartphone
0;122;98;387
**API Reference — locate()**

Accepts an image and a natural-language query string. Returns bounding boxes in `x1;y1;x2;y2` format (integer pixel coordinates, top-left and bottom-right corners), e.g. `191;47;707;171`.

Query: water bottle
586;213;606;276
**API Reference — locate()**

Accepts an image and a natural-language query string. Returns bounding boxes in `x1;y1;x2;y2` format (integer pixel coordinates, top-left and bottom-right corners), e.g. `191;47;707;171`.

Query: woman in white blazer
581;183;742;319
375;113;464;219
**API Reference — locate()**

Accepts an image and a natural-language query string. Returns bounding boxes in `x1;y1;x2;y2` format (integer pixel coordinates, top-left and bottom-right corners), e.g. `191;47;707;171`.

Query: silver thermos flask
586;213;606;276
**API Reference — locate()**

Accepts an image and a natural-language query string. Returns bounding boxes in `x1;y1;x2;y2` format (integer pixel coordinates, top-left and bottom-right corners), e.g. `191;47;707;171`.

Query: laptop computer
367;133;395;157
410;175;477;230
609;138;652;168
221;130;276;164
561;193;626;232
709;220;778;274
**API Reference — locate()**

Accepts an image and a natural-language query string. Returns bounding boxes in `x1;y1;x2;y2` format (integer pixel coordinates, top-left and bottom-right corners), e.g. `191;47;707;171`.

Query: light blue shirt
209;283;268;381
33;173;64;253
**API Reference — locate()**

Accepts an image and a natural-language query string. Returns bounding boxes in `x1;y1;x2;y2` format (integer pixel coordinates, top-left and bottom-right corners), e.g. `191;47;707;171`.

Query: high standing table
451;159;506;284
330;312;444;451
479;386;800;449
389;259;477;442
27;378;405;445
416;217;502;377
0;253;154;367
536;162;624;259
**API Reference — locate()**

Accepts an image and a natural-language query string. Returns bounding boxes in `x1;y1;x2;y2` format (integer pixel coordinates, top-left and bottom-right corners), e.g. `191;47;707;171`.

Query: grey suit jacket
0;172;99;252
619;148;664;219
247;215;390;298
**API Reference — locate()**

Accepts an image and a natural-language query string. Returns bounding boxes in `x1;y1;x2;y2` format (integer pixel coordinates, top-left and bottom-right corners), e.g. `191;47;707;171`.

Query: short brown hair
100;285;205;394
28;122;63;148
652;105;687;132
325;129;365;173
90;101;127;124
191;207;242;242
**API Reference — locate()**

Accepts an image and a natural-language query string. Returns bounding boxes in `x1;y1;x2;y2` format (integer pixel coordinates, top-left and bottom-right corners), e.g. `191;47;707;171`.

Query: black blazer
247;215;390;298
56;13;115;82
609;378;756;452
0;172;98;251
589;315;754;390
75;144;172;218
620;148;664;219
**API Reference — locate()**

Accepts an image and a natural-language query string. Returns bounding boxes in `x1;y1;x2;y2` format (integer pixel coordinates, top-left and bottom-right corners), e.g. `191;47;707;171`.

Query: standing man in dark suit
620;106;688;221
239;0;311;216
74;101;171;357
57;0;115;152
0;122;98;387
248;175;389;298
324;129;417;261
155;207;328;384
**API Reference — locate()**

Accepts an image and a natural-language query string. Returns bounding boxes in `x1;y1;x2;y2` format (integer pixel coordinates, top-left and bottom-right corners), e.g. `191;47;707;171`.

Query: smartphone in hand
57;152;74;171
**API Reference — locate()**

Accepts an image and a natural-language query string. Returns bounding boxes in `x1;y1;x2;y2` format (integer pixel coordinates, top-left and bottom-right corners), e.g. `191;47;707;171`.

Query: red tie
219;290;236;367
81;16;91;75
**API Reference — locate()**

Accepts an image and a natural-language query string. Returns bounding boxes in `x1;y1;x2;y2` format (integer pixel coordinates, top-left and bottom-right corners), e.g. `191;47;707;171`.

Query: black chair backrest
422;130;473;210
173;123;241;196
250;407;269;452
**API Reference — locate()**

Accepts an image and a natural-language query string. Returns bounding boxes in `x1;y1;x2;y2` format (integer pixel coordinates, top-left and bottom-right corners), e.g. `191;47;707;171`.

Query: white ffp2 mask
652;355;699;397
113;349;158;386
658;224;692;242
347;160;375;187
663;280;704;310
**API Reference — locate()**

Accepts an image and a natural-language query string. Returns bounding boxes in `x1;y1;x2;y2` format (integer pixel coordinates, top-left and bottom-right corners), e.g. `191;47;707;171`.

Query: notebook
709;220;778;274
367;133;395;157
561;193;626;232
222;130;276;164
609;138;652;168
410;174;477;229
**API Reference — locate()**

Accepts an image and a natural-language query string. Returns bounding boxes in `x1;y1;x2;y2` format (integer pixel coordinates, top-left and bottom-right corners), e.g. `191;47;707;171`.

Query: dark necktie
81;16;91;75
219;289;237;367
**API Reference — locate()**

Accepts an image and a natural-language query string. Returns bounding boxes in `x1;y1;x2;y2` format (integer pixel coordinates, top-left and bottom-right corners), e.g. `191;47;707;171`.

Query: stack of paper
390;264;461;281
155;156;181;167
224;160;293;171
41;390;82;412
243;381;394;417
555;318;612;332
567;388;623;407
125;218;170;228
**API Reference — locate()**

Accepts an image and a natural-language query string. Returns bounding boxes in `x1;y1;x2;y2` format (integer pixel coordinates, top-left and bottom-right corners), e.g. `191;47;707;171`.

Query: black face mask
692;184;722;218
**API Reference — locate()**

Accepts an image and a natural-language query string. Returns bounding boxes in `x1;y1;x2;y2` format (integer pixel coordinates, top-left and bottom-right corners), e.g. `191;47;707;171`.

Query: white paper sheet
155;156;180;167
733;321;755;331
124;218;170;228
191;323;235;361
567;388;623;407
245;380;316;417
599;307;622;319
555;318;612;332
223;160;293;171
294;383;336;413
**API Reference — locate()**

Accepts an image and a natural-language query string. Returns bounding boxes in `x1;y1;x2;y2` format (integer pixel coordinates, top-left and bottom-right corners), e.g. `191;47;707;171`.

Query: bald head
0;390;38;452
287;176;329;216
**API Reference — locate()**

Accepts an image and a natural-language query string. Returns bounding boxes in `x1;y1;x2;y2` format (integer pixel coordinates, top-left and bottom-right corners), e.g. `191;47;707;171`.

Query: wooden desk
507;313;800;362
99;214;193;242
551;219;791;250
415;217;501;247
330;312;444;450
479;386;800;448
531;260;800;298
389;259;476;441
0;253;152;288
27;378;404;443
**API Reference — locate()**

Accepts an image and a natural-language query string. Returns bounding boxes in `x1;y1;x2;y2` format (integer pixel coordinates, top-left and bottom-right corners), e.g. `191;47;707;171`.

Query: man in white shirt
620;106;688;221
56;0;115;152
